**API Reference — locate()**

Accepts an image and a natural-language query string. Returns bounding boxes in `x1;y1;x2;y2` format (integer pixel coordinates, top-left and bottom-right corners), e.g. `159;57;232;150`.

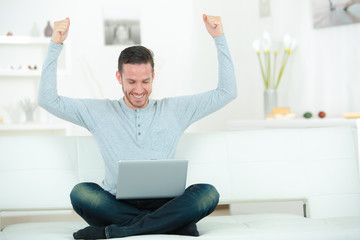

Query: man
38;14;237;239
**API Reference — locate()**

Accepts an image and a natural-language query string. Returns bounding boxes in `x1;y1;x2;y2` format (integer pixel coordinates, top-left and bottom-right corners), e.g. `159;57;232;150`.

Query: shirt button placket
136;111;142;139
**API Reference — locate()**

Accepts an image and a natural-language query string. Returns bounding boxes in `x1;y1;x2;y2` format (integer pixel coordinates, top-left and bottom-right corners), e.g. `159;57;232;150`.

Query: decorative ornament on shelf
303;111;326;119
266;107;296;119
318;111;326;118
344;112;360;118
44;21;53;37
303;112;313;119
21;98;37;122
253;31;297;116
30;22;41;37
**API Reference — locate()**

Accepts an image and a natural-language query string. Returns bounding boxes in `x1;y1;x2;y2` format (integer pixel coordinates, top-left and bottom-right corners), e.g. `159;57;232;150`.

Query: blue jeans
70;182;219;238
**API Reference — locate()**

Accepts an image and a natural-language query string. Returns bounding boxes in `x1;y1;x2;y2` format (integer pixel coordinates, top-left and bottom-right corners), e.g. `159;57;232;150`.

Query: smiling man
38;14;237;239
116;46;154;109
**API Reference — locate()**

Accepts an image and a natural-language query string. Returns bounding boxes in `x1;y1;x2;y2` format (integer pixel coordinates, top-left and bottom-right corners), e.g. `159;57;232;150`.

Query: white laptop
116;159;188;199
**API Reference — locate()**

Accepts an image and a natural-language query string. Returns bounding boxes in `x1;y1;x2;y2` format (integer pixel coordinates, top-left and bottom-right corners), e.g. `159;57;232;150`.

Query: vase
264;89;277;117
25;110;35;122
44;21;53;37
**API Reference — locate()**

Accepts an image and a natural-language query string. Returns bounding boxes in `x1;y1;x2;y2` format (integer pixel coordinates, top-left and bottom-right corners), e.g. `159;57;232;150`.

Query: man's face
116;63;154;109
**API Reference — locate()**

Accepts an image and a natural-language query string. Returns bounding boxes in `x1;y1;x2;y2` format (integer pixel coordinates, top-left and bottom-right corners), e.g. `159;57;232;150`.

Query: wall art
313;0;360;28
103;6;141;45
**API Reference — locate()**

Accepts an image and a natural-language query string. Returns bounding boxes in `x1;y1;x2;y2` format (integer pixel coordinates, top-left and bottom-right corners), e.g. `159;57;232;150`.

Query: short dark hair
118;46;154;75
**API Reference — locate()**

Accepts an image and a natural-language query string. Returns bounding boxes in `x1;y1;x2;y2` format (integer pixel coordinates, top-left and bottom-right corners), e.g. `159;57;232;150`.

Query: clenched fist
203;14;224;38
51;18;70;44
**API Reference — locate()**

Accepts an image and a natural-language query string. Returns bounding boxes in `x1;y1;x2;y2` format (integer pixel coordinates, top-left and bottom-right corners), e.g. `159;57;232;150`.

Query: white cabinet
0;36;70;135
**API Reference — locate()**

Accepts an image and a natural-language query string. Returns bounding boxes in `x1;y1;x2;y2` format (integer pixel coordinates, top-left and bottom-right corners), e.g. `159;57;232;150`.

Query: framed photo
103;6;141;45
312;0;360;28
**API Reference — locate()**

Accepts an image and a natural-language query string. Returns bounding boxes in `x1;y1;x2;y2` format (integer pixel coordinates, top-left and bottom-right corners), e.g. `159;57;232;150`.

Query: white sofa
1;126;360;240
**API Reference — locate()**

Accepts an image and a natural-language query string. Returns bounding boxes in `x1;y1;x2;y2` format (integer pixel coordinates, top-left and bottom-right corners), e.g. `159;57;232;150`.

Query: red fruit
318;111;326;118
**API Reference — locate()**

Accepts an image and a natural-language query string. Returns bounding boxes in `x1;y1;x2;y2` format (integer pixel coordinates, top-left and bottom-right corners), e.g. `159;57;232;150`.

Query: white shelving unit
0;69;41;77
0;36;51;44
0;35;70;135
0;123;69;136
0;36;70;77
227;118;358;130
0;36;50;77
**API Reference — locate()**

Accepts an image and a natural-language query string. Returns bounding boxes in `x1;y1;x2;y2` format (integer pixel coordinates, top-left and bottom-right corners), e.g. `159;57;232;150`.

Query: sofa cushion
2;221;87;240
306;194;360;218
76;136;104;184
175;127;360;204
0;137;78;210
2;214;360;240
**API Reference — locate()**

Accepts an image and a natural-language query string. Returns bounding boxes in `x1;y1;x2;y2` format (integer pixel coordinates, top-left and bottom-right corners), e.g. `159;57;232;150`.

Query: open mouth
131;93;146;102
133;94;145;99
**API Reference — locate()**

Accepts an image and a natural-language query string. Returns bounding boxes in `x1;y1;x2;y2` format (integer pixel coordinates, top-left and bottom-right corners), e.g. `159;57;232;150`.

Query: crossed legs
70;182;219;239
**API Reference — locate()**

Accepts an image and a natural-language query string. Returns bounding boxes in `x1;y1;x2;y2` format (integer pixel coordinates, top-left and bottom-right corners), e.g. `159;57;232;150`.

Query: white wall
0;0;360;133
0;0;195;133
191;0;360;131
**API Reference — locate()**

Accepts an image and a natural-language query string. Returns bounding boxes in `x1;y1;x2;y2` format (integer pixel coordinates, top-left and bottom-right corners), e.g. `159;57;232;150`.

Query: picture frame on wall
103;6;141;45
312;0;360;28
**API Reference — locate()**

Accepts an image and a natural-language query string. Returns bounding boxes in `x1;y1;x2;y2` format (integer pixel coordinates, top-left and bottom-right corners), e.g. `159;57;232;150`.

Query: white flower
262;31;272;52
283;34;292;51
252;39;261;53
290;39;297;52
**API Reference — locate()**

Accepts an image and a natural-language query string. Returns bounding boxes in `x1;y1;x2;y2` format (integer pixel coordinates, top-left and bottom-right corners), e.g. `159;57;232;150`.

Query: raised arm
168;14;237;129
38;18;98;130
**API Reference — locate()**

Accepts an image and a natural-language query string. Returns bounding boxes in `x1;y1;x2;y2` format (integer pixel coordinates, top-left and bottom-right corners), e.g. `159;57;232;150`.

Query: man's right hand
51;18;70;44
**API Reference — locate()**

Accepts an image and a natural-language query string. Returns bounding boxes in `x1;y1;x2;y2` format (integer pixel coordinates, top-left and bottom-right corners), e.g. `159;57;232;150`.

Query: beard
122;86;150;109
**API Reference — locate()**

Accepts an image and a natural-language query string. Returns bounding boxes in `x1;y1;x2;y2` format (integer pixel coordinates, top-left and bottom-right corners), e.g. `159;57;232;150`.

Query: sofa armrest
306;194;360;219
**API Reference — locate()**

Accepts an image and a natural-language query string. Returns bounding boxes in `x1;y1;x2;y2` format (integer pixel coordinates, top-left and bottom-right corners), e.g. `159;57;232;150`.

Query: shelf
0;36;50;45
227;118;359;130
0;69;41;77
0;123;69;136
0;69;70;78
0;123;68;131
0;36;70;78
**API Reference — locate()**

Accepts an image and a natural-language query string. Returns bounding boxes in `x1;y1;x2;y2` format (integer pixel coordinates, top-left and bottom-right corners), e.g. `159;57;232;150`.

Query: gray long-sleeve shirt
38;34;237;194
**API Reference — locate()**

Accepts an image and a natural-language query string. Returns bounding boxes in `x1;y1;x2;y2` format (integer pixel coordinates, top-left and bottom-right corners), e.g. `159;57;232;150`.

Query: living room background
0;0;359;134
